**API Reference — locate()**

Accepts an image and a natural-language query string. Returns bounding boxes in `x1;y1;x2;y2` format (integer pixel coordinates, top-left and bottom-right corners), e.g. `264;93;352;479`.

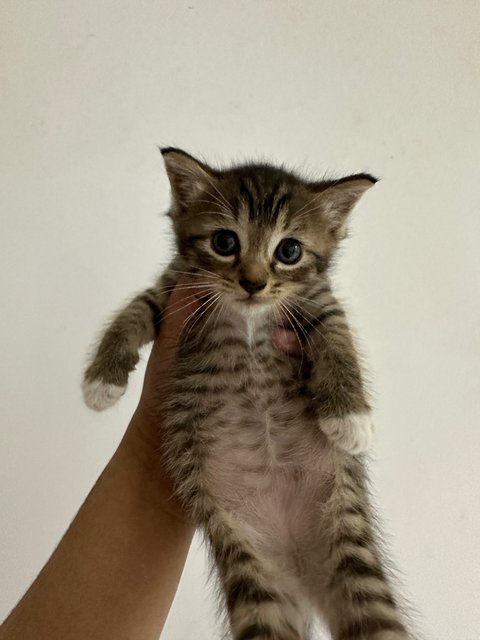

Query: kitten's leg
82;268;178;411
305;290;373;454
208;514;308;640
302;455;412;640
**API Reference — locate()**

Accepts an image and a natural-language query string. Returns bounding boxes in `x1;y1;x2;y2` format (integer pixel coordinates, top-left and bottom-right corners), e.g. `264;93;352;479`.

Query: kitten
83;149;412;640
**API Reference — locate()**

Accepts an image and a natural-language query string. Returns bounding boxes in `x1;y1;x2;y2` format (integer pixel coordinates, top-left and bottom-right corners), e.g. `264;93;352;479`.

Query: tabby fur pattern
83;149;413;640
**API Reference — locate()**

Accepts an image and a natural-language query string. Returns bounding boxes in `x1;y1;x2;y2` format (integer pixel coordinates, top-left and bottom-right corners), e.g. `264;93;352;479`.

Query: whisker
179;293;217;337
183;208;232;221
290;177;353;224
194;200;226;208
278;300;305;370
279;301;311;349
182;292;222;343
200;188;227;211
290;293;331;307
160;291;210;322
196;294;223;342
212;293;227;335
154;282;215;294
283;299;319;354
201;186;232;216
171;269;221;280
203;178;232;211
290;179;343;219
286;298;337;349
289;191;325;219
192;266;224;280
271;303;295;365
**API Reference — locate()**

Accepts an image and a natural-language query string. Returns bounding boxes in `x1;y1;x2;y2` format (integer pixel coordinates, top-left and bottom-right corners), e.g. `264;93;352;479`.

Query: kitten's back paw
320;412;373;455
82;378;126;411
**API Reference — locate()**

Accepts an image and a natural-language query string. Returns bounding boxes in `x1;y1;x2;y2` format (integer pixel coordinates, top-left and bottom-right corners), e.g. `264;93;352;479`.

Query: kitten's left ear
312;174;377;240
160;147;217;211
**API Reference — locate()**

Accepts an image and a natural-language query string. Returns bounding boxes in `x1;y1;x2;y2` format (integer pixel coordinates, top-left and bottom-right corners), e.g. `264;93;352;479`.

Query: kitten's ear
161;147;216;210
311;174;377;240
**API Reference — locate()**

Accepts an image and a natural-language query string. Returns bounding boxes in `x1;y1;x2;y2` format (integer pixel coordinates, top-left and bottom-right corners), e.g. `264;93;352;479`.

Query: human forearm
0;420;194;640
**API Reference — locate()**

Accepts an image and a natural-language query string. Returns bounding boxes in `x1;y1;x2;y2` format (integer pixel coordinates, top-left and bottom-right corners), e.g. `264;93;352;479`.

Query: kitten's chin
236;299;271;318
223;293;273;320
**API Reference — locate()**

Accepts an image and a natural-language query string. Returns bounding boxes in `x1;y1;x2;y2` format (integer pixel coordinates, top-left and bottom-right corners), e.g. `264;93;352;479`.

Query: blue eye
275;238;302;265
212;230;240;256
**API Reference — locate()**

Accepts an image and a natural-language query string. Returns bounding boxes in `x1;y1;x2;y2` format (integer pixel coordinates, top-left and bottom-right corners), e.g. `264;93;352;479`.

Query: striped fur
83;150;413;639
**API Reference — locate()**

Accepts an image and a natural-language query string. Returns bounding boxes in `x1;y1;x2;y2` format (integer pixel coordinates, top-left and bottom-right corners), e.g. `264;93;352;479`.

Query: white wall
1;1;479;638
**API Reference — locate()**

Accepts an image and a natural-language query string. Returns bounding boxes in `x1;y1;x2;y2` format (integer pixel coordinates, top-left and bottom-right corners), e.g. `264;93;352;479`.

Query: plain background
1;2;479;638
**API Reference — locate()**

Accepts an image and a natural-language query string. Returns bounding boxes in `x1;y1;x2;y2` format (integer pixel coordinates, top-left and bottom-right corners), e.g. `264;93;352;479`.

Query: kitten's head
162;148;375;316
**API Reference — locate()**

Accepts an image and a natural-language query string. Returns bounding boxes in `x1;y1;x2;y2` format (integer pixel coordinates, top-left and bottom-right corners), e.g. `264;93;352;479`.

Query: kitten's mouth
238;295;264;305
237;296;272;317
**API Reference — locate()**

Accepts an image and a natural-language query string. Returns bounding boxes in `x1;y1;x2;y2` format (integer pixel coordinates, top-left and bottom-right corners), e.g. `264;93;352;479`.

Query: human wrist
114;410;192;525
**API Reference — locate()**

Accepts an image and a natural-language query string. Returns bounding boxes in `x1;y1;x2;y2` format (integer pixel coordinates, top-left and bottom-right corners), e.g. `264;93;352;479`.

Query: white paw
321;412;374;455
82;378;126;411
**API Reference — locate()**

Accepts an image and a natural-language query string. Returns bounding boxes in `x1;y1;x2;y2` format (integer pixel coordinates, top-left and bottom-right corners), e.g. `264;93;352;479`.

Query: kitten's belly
204;372;334;531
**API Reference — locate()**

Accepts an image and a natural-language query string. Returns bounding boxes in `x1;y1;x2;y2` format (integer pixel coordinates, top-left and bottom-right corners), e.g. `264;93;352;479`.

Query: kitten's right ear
160;147;216;209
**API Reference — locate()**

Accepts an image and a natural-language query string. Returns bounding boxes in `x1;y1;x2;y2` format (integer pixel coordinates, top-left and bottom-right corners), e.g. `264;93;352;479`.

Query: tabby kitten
83;149;412;640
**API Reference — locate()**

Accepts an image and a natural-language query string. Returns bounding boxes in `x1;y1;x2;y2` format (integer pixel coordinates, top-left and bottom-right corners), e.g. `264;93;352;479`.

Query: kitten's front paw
82;378;126;411
320;412;373;454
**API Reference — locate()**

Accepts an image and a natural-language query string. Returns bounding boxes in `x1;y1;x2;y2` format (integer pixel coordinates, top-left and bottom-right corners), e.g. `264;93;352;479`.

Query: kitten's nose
239;279;267;295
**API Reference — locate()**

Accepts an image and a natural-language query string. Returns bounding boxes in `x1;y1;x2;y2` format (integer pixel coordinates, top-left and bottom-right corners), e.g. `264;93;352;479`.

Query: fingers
272;327;303;356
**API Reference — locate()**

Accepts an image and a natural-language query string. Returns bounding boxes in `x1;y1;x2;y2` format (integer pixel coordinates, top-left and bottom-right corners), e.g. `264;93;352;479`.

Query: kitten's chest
180;320;321;467
196;320;303;412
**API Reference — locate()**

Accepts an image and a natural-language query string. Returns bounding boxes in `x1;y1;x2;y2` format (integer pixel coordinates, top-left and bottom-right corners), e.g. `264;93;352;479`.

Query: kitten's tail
323;454;413;640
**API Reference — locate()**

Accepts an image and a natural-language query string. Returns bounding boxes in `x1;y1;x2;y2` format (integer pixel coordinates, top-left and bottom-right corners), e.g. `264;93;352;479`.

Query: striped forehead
236;177;291;231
